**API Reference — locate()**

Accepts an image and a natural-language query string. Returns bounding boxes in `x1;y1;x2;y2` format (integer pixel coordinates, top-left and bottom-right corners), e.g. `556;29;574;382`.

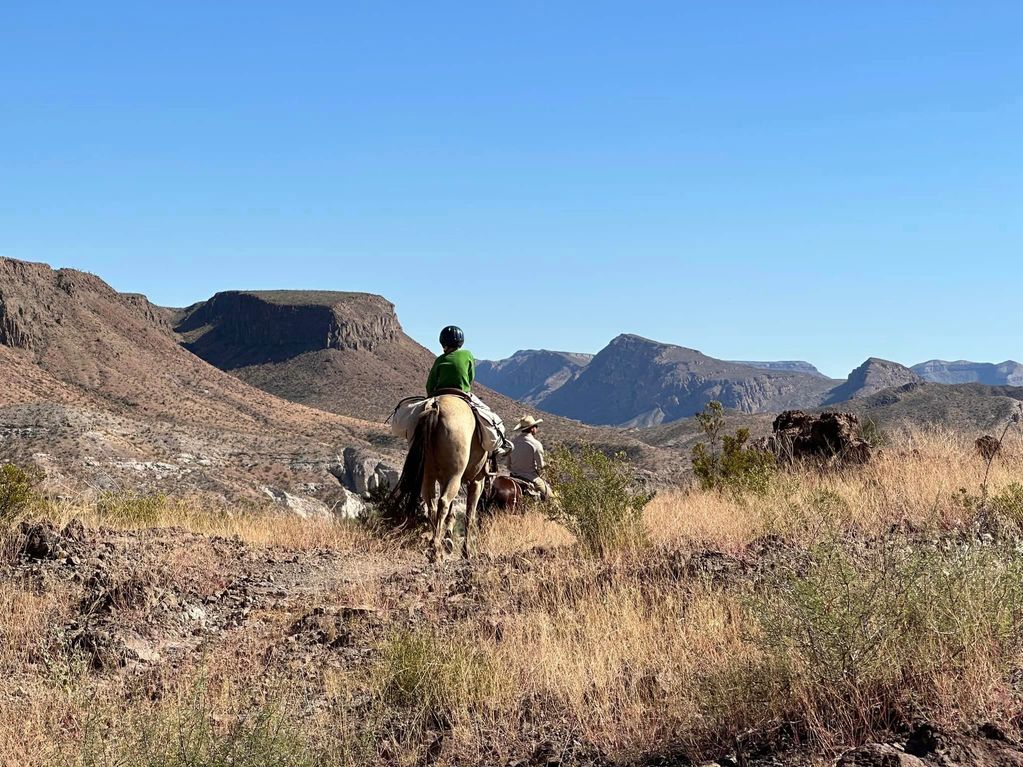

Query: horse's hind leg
434;474;462;560
462;477;484;560
422;472;443;562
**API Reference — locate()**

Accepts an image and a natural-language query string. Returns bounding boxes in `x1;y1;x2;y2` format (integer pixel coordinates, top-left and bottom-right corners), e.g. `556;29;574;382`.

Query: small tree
691;401;774;495
547;445;653;557
0;463;43;525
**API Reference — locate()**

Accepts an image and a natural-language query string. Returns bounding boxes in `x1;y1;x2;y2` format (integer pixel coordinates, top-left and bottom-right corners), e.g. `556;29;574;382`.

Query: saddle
389;390;503;453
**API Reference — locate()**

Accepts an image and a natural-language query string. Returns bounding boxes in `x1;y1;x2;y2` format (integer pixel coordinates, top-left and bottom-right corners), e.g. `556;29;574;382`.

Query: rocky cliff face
476;350;593;405
536;334;835;426
176;291;403;368
912;359;1023;387
824;358;923;404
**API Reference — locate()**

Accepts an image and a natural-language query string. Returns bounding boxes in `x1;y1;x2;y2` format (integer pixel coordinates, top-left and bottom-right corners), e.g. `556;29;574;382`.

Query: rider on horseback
507;414;552;501
428;326;513;456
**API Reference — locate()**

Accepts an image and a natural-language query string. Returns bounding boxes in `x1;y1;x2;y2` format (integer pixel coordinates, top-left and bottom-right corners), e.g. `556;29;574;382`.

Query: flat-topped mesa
176;290;403;365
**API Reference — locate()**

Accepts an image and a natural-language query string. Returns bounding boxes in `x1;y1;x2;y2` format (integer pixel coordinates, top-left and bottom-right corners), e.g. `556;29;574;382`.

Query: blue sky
2;2;1021;378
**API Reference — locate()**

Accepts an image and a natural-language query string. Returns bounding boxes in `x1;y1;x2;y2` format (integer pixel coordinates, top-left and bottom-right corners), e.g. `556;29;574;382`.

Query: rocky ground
5;513;1023;767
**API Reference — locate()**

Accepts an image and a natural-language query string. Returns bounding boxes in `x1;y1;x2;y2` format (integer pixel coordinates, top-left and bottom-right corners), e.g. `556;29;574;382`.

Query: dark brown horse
485;474;523;514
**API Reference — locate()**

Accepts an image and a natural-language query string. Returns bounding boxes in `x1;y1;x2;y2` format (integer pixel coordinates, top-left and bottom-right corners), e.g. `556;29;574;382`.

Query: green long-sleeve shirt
426;349;475;395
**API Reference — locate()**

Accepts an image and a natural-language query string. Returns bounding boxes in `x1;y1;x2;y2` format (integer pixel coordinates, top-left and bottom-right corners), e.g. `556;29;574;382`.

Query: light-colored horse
390;394;488;561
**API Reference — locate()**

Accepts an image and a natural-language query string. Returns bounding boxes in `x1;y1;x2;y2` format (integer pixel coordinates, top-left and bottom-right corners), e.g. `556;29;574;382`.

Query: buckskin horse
388;394;488;561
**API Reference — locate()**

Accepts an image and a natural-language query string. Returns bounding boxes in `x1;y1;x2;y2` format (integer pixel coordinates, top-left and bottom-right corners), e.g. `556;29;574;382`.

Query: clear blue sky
3;2;1021;378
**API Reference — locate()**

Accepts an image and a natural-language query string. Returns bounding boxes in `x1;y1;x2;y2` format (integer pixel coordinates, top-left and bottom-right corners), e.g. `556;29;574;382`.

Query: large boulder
338;447;401;498
759;410;871;464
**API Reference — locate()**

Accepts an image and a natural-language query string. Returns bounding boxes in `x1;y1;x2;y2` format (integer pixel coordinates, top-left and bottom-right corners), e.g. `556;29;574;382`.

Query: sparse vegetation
4;429;1023;765
691;401;775;495
0;463;42;526
547;444;653;556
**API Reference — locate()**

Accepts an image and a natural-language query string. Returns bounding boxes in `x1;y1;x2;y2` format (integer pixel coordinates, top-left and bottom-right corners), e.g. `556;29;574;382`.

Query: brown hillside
0;258;395;505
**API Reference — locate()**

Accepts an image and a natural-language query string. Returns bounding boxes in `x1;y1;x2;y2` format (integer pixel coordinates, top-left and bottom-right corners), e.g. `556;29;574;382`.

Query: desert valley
3;255;1023;766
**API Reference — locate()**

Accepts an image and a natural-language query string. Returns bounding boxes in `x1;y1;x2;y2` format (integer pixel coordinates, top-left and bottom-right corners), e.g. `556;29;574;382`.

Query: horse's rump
487;474;522;513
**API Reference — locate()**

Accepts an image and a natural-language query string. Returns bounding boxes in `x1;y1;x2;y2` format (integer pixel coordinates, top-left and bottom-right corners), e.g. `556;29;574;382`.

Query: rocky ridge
476;349;593;405
824;357;923;405
913;359;1023;386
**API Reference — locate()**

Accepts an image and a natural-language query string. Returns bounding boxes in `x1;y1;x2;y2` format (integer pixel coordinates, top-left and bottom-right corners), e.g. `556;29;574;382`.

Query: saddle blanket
391;393;505;453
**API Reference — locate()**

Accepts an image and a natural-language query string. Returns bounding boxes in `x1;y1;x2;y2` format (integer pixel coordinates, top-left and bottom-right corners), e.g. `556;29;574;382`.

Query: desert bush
376;628;497;731
76;686;319;767
93;491;168;527
860;417;890;448
0;463;43;525
991;482;1023;529
547;445;652;557
752;537;1023;744
691;402;775;495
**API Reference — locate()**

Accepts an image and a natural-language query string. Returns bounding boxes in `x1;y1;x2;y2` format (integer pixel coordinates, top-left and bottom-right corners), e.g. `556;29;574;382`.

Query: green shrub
751;537;1023;742
691;402;775;495
93;492;167;527
376;628;495;730
0;463;43;525
991;482;1023;529
547;445;653;557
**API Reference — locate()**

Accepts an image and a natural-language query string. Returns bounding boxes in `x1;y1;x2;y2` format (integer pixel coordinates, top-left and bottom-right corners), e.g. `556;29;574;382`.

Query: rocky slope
824;357;923;405
536;334;836;427
913;359;1023;386
476;350;593;405
0;257;396;510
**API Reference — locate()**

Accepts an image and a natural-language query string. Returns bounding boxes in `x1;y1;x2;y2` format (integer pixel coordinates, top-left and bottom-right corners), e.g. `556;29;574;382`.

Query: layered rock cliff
912;359;1023;387
176;291;403;368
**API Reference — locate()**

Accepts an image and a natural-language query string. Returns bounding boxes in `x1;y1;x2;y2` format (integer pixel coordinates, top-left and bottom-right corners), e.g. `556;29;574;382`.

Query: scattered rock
261;486;333;519
838;744;926;767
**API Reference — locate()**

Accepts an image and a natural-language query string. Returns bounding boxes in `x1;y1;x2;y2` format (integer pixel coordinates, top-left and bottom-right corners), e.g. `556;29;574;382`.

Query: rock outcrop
176;291;403;367
758;410;871;464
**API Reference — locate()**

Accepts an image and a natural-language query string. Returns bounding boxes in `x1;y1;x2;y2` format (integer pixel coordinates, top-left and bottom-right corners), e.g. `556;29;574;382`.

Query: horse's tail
385;399;440;528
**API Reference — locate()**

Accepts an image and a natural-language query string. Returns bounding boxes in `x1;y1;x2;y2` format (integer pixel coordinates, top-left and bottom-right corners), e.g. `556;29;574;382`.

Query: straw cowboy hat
512;414;543;432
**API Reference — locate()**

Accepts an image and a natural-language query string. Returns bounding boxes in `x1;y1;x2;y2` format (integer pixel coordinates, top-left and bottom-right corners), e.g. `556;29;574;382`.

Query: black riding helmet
439;325;465;350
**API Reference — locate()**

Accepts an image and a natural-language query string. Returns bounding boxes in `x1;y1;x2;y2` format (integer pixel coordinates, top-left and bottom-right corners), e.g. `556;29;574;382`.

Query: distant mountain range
911;360;1023;386
478;340;1021;427
2;255;1020;502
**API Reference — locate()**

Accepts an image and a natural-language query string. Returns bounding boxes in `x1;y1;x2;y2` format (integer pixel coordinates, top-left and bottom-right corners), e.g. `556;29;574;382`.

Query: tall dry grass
647;427;1023;551
25;492;387;552
3;427;1023;765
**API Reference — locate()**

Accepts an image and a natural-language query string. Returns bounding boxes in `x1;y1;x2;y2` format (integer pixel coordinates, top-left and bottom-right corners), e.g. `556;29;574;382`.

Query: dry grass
30;492;387;552
480;508;575;556
647;427;1023;552
3;427;1023;765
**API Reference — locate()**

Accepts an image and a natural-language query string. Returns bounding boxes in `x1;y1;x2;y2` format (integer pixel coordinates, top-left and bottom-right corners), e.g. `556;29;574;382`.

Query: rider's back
427;348;475;395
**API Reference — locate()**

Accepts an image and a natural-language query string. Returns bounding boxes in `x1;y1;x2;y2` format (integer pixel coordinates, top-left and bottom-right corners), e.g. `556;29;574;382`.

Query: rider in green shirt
426;327;475;395
426;325;512;455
